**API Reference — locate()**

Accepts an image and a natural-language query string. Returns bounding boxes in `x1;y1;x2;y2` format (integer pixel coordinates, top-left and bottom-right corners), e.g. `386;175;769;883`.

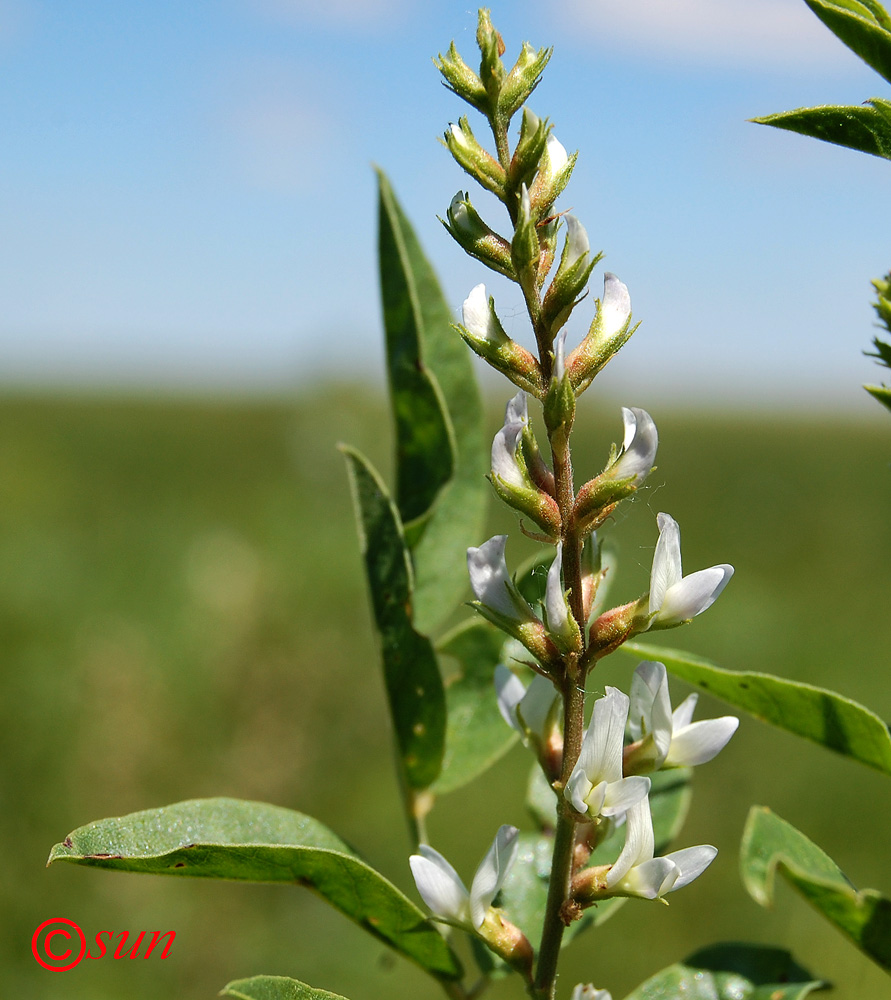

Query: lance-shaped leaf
433;618;518;794
48;798;462;980
342;447;446;790
623;943;825;999
377;171;488;634
741;806;891;972
803;0;891;83
753;100;891;161
222;976;351;1000
621;641;891;777
499;768;692;948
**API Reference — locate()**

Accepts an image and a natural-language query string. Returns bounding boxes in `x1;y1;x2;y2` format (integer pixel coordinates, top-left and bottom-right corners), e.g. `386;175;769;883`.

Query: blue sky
1;0;888;407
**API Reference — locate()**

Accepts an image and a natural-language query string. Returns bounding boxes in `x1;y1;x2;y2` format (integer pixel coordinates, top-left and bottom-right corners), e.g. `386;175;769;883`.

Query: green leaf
803;0;891;82
753;100;891;161
433;619;518;794
342;447;446;790
622;641;891;777
48;798;462;980
499;769;692;947
741;806;891;972
376;170;488;634
222;975;350;1000
623;943;826;999
377;173;455;527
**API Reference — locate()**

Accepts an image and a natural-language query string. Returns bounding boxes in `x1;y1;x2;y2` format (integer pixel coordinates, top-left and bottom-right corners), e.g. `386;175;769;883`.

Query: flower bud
529;134;577;214
435;39;488;112
457;284;545;396
541;215;602;334
509;108;551;190
489;416;561;537
507;391;555;493
573;407;658;536
443;192;515;280
476;8;506;102
544;543;582;653
499;39;552;120
443;117;507;198
478;909;534;981
567;273;637;393
543;331;576;459
511;184;541;276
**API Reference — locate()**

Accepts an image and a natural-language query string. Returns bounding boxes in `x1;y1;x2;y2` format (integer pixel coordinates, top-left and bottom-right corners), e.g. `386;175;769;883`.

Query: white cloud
248;0;406;29
558;0;864;70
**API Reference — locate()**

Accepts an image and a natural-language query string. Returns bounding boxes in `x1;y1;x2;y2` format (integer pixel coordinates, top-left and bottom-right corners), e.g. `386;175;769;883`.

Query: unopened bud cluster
410;12;737;995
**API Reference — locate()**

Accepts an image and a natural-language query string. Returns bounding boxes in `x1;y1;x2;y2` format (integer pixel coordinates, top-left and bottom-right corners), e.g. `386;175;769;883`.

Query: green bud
543;331;576;459
511;184;540;278
509;108;551;190
434;40;488;114
442;192;516;280
541;216;602;334
476;8;506;102
499;40;552;120
443;117;507;199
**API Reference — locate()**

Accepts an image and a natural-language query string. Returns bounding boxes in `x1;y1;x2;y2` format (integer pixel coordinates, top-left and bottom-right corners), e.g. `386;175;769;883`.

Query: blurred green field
2;388;890;999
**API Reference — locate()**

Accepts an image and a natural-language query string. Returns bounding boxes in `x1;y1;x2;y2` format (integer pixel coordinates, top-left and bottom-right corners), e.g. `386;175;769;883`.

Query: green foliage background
3;389;890;998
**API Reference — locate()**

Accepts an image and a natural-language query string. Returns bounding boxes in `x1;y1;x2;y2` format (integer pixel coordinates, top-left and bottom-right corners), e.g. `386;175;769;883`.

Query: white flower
505;390;528;426
449;121;471;150
409;825;519;930
462;284;506;344
647;513;733;628
605;798;716;899
467;535;535;623
571;986;612;1000
553;328;568;381
564;687;650;820
491;419;526;489
495;664;558;745
563;215;590;270
628;661;738;772
607;407;658;485
598;273;631;340
543;134;569;177
544;542;580;651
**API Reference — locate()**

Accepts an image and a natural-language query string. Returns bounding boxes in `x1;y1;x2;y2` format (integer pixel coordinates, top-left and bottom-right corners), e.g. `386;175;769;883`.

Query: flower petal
516;673;559;740
494;663;526;731
575;687;629;788
649;513;683;614
571;986;612;1000
617;856;678;898
505;390;528;426
491;421;526;489
564;214;590;270
671;692;698;730
600;273;631;339
628;661;672;756
662;844;718;891
657;564;733;625
462;283;490;340
565;766;595;815
553;328;568;381
410;846;470;925
467;536;530;621
544;543;571;636
611;406;658;484
606;798;654;887
665;716;739;767
469;825;519;928
601;774;651;817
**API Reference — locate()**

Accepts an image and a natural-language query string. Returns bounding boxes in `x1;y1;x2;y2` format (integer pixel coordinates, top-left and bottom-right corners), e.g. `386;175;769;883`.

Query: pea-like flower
564;687;650;820
495;664;559;745
467;535;536;624
605;798;716;899
409;825;519;930
607;407;658;485
625;660;739;774
646;513;733;629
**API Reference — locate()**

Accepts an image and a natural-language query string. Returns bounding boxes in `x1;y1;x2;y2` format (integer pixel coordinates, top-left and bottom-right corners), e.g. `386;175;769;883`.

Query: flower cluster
406;10;739;996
